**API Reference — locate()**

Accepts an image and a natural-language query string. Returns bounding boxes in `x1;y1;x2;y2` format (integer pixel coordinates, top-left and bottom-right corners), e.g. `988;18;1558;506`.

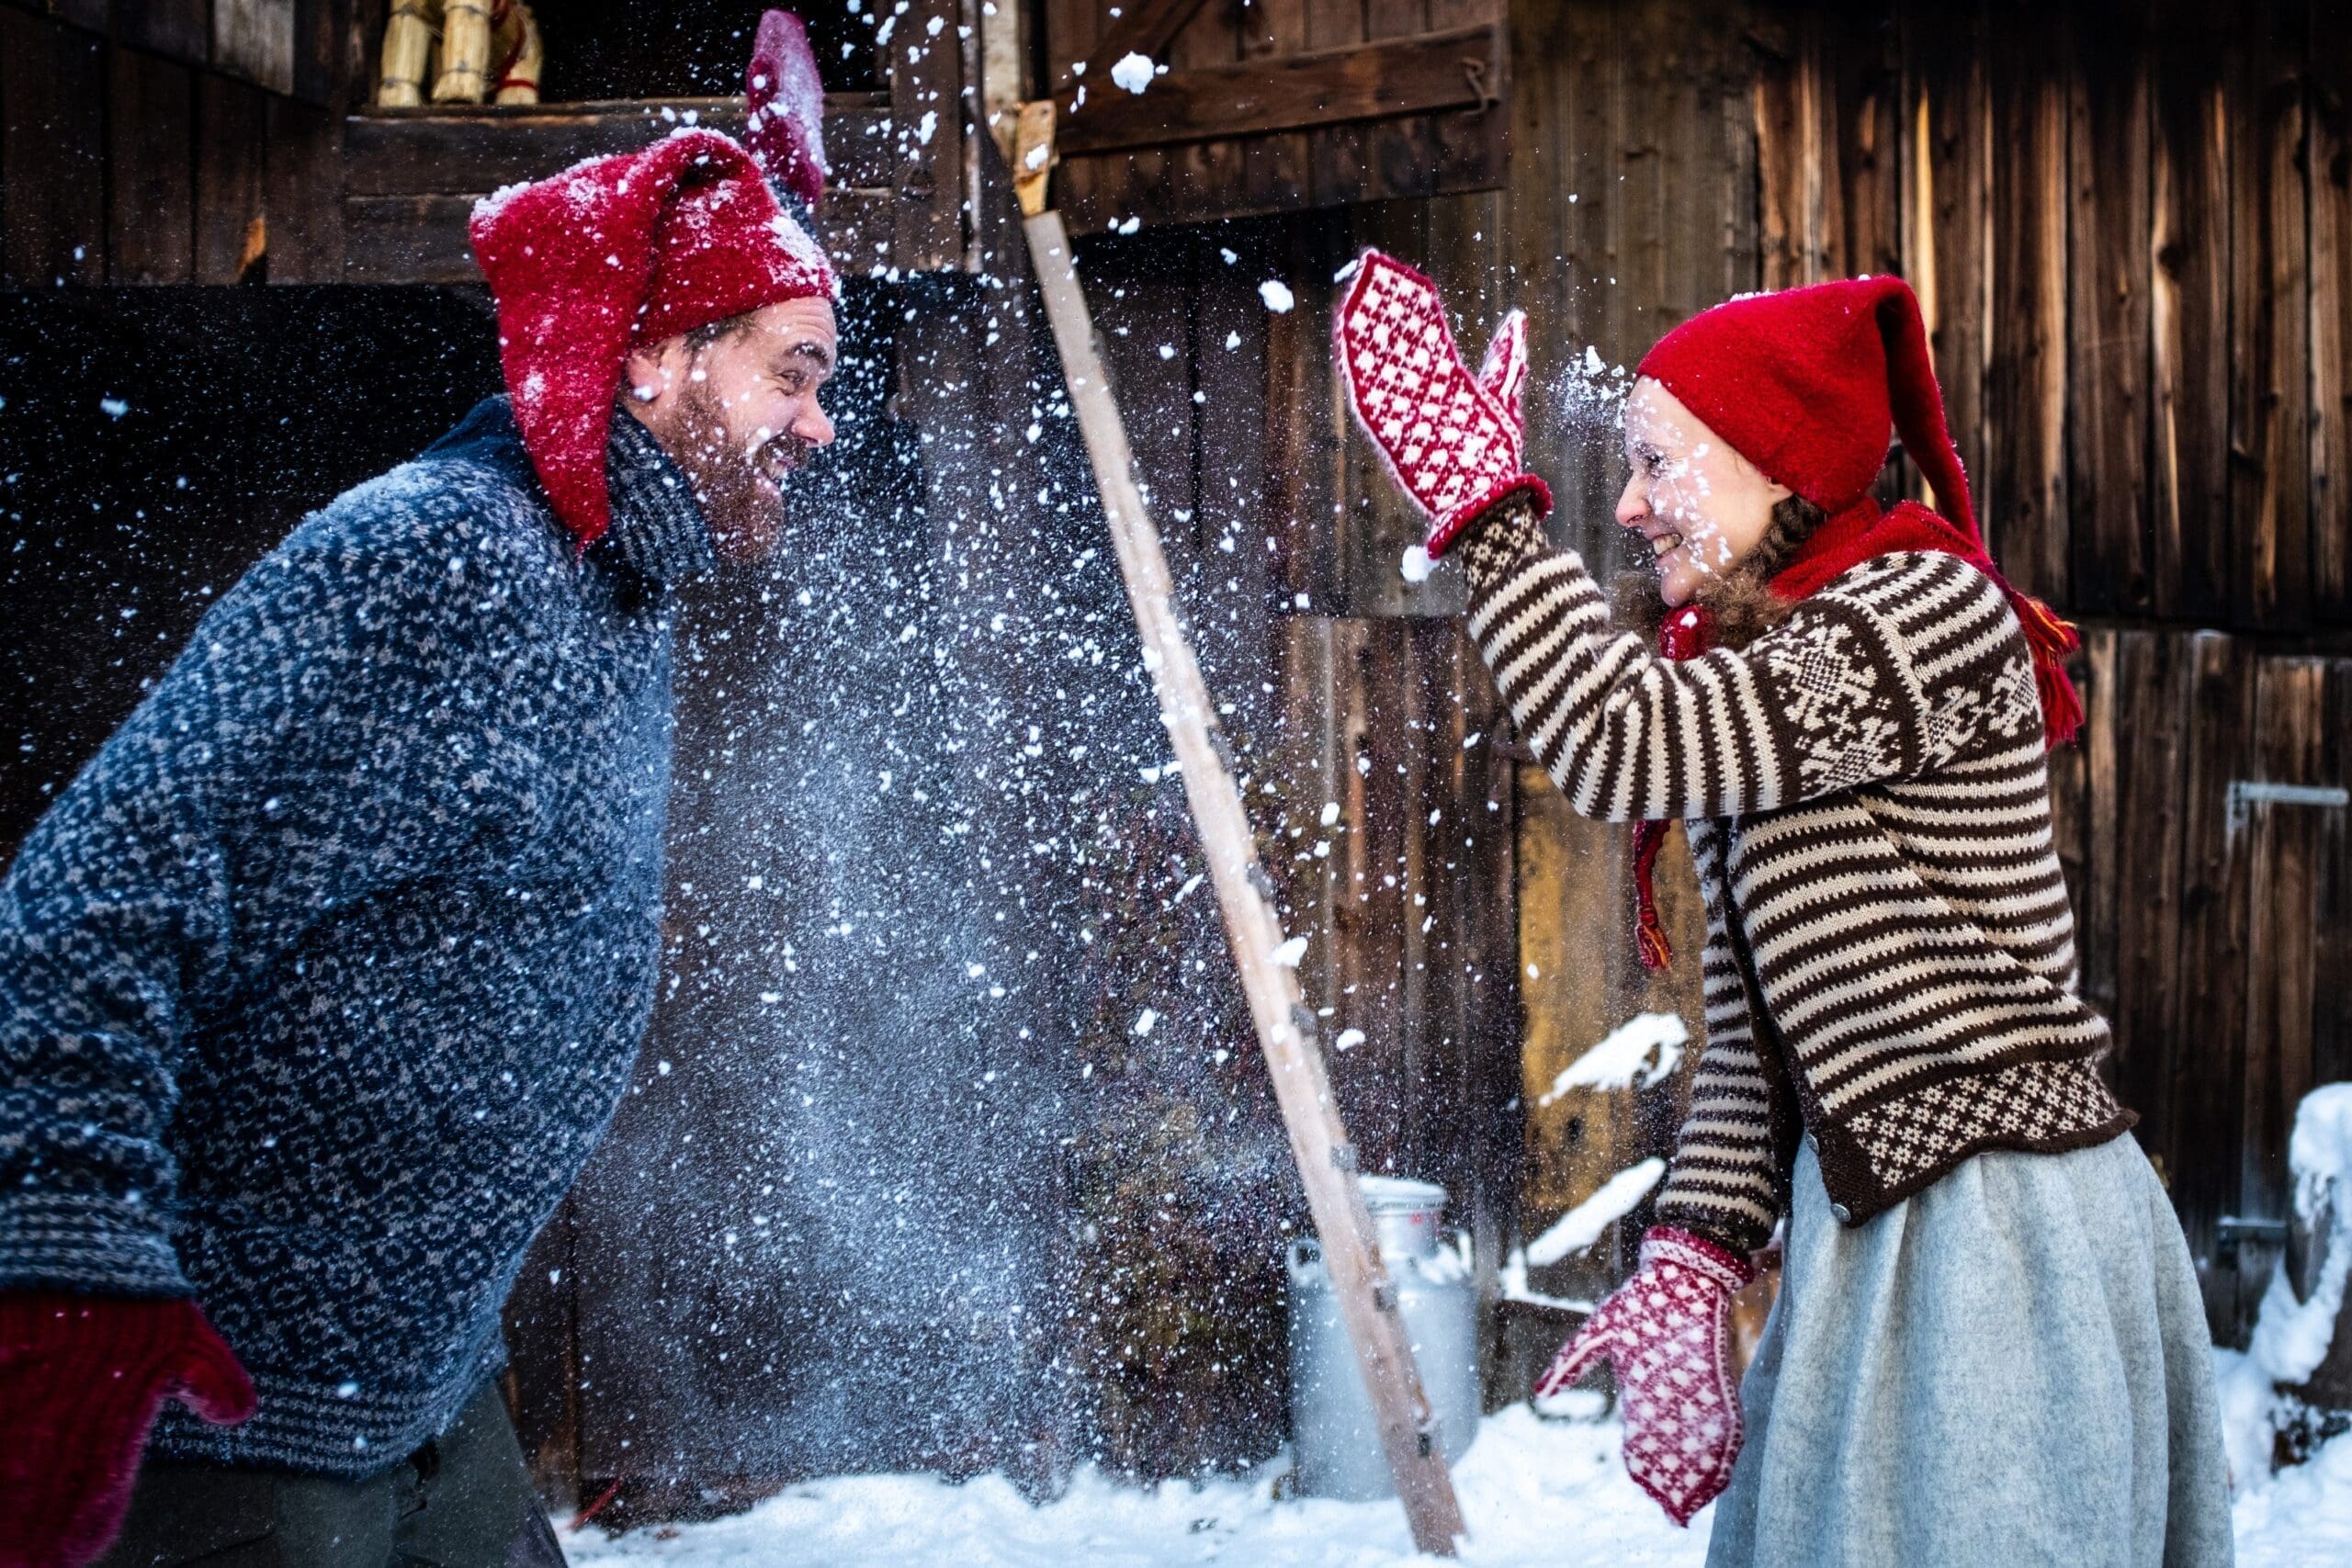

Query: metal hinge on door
2225;780;2348;835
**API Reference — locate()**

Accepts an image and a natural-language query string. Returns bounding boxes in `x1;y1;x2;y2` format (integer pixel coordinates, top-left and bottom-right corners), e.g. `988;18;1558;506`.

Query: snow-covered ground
561;1398;2351;1567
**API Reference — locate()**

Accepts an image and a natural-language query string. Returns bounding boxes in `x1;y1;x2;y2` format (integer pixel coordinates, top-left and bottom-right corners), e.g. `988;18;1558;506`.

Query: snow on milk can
1286;1175;1480;1498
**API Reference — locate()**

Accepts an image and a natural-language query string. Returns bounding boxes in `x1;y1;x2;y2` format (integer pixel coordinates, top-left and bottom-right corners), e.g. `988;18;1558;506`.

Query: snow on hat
469;128;836;549
1635;275;1977;540
746;9;829;211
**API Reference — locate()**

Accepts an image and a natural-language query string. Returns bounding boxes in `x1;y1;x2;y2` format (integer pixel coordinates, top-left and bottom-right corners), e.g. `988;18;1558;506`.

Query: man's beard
674;382;808;564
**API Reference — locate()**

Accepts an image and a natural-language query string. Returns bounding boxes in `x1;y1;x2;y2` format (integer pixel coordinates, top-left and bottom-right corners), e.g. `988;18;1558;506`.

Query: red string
568;1476;624;1532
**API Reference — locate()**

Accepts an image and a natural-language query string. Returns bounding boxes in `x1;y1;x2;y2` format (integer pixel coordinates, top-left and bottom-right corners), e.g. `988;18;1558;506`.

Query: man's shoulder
269;416;572;620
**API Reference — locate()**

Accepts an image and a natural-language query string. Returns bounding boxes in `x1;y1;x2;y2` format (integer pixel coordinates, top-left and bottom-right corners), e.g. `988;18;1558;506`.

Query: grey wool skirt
1706;1132;2234;1568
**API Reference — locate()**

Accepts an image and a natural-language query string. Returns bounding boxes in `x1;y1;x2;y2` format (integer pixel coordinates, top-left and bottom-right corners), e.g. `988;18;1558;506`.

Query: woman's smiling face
1615;377;1792;607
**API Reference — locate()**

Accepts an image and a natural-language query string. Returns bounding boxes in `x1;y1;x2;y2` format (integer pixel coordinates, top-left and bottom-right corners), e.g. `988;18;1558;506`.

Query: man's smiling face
623;297;840;566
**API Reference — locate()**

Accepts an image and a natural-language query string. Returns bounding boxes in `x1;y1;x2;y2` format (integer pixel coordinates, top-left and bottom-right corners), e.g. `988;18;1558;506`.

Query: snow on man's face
624;296;840;565
1615;377;1792;608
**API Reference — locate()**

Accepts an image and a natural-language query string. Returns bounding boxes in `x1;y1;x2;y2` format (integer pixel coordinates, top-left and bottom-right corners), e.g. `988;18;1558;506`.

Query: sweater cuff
1456;491;1554;588
0;1193;189;1296
1639;1224;1757;1292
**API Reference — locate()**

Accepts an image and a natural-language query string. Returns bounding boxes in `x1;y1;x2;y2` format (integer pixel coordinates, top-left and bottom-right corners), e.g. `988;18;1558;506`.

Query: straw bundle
492;2;542;106
377;0;437;107
432;0;497;103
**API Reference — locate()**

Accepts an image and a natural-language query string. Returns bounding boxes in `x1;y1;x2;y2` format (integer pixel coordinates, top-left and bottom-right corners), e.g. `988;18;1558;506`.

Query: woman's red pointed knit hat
1637;276;1976;537
469;129;835;549
1634;276;2082;750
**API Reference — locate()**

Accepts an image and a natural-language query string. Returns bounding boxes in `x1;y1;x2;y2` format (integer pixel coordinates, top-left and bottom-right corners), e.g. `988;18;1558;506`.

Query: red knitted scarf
1629;498;2083;971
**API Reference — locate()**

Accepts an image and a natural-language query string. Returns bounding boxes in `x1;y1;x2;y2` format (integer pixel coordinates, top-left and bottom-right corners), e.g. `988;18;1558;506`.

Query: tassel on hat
746;9;829;212
469;118;834;549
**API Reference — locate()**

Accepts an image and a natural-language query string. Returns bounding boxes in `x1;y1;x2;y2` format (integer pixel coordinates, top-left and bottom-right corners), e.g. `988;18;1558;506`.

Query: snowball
1109;51;1156;94
1334;1027;1366;1052
1259;280;1295;313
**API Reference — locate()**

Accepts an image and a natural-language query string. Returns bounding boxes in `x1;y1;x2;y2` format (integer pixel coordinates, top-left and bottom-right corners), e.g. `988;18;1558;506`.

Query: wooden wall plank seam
2309;0;2352;626
2228;2;2312;633
2150;2;2235;622
2065;8;2154;615
1984;0;2070;605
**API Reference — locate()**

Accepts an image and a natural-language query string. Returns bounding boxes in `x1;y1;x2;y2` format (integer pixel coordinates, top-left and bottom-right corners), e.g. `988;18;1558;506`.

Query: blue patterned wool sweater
0;396;713;1473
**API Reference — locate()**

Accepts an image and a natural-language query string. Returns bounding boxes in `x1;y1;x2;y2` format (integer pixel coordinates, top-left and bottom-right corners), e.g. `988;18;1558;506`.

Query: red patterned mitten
1334;249;1552;557
1534;1225;1754;1527
0;1292;256;1568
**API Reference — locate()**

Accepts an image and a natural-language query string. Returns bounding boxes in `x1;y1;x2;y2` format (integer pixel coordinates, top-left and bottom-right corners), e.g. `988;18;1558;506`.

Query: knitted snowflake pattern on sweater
0;398;708;1474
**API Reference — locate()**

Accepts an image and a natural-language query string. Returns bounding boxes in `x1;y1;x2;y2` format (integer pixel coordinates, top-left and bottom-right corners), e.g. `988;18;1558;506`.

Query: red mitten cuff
1637;1225;1757;1293
0;1293;254;1568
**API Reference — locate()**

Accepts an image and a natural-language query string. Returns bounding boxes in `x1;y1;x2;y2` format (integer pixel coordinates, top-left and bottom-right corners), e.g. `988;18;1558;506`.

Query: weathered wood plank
1261;215;1347;615
1902;3;1991;519
2310;0;2352;626
113;0;206;69
1984;2;2069;604
213;0;296;96
2316;660;2352;1093
1748;12;1818;290
344;99;899;198
2228;5;2311;631
1329;618;1413;1176
195;73;268;282
892;0;966;270
1;9;107;286
106;44;195;284
340;186;902;284
2149;4;2234;622
1825;6;1900;284
289;0;348;107
2239;656;2328;1332
263;94;345;282
2173;632;2257;1339
1058;26;1499;158
2065;16;2153;614
1058;0;1216;103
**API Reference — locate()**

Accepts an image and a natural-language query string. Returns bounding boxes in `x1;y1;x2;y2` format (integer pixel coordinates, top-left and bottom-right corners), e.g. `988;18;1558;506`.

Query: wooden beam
1065;0;1216;99
344;98;899;198
1019;187;1467;1553
1057;25;1499;158
340;186;902;284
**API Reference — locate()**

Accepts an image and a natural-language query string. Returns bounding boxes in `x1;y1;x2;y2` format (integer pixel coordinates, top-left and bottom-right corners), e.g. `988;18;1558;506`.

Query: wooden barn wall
0;1;367;287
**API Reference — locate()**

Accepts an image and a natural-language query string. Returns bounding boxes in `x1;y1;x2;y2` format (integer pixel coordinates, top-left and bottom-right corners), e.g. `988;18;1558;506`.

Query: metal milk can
1286;1175;1480;1499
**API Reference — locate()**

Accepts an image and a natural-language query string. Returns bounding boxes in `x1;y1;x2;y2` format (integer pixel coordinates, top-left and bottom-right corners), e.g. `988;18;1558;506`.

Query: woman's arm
1649;839;1800;1258
1458;495;2023;822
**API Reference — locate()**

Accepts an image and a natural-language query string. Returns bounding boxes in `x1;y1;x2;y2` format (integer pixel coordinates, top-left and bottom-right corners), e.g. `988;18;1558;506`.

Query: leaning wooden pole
1012;104;1466;1556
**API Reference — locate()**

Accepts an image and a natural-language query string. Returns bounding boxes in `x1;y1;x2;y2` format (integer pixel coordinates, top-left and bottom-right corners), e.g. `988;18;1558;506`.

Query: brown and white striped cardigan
1463;500;2133;1257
